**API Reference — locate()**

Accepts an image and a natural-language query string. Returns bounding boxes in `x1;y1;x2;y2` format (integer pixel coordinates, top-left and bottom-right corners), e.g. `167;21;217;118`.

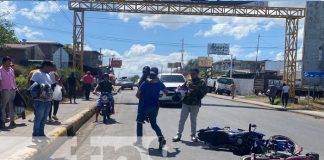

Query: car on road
158;73;186;107
120;79;134;90
215;77;234;96
207;78;217;93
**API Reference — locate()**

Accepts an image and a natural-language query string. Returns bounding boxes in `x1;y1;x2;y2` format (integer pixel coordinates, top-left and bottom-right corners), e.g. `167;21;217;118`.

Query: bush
16;75;33;109
273;98;281;105
13;64;26;77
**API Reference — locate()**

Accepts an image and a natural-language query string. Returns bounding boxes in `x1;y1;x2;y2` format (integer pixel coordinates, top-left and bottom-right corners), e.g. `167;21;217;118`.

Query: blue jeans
33;100;51;136
136;106;163;138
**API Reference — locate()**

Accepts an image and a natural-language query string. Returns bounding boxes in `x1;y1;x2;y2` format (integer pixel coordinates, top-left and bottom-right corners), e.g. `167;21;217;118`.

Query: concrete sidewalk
207;93;324;119
0;96;98;160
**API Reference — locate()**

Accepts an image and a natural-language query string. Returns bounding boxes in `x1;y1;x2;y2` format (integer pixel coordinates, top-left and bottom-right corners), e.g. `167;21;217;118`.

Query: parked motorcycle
97;92;113;124
197;124;266;156
242;135;319;160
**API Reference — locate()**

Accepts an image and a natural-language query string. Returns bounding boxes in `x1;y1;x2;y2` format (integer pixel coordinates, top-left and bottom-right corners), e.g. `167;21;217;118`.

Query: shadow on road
148;147;181;158
181;140;204;147
6;123;27;129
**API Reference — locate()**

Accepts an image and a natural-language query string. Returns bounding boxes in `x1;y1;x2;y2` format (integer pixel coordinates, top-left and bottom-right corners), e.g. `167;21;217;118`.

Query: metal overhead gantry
68;0;305;97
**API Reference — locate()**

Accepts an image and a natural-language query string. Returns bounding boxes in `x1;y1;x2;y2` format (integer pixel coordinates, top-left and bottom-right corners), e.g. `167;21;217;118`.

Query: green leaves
0;17;19;48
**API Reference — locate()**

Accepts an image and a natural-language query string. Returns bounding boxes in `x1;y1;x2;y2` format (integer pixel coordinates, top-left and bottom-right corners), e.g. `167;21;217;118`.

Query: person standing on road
281;83;290;108
135;67;168;149
30;61;54;137
48;65;60;122
230;82;236;99
0;56;17;128
67;72;77;104
268;85;277;105
82;71;93;100
172;68;208;142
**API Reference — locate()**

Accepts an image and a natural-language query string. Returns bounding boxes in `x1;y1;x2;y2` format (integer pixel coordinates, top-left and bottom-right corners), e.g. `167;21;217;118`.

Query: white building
53;47;70;69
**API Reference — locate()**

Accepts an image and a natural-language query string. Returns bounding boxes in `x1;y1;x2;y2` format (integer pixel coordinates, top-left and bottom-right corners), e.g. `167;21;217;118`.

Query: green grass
244;95;258;99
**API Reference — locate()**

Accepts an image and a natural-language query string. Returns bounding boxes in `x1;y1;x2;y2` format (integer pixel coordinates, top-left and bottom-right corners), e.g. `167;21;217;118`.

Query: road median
6;101;97;160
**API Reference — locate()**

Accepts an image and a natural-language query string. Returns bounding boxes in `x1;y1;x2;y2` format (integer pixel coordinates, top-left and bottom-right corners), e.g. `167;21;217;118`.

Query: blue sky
0;1;307;76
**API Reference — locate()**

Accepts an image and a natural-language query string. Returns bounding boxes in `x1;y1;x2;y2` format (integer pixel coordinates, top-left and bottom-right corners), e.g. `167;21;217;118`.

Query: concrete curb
7;102;97;160
207;93;324;119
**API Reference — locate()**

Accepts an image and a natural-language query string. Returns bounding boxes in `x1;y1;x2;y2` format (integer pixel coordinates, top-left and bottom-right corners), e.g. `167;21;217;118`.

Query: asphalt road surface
49;89;324;160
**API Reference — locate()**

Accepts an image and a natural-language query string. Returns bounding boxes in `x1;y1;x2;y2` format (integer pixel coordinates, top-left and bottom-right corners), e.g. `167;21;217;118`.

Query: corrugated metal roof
5;44;38;49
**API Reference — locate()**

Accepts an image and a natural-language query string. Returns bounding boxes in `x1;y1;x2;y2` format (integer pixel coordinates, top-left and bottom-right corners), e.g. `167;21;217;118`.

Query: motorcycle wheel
306;152;319;160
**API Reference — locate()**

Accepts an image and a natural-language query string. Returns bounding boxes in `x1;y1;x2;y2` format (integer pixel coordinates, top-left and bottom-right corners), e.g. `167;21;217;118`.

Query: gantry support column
73;10;84;73
284;18;299;97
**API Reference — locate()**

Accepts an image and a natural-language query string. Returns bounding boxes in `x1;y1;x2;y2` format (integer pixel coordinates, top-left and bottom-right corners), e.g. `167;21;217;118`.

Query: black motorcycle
197;124;266;156
97;92;113;124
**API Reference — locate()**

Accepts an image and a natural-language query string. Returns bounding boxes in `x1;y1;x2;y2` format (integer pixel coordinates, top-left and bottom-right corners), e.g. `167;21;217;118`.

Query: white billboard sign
208;43;230;55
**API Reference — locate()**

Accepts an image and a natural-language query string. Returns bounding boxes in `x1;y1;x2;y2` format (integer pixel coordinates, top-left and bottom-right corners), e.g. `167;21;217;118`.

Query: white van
158;73;186;106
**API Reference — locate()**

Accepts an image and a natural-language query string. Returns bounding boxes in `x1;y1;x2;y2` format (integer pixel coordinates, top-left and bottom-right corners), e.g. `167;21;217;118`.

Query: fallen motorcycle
242;135;319;160
197;124;266;156
97;92;114;124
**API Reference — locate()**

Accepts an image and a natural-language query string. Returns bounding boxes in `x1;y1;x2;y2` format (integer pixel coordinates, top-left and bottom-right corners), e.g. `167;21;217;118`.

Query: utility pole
255;34;261;75
181;38;184;71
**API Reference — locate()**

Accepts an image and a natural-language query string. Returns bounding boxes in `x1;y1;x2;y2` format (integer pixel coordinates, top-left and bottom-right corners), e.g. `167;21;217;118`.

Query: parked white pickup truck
207;78;217;93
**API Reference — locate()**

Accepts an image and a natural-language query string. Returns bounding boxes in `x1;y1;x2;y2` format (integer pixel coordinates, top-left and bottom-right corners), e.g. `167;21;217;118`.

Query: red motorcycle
242;135;319;160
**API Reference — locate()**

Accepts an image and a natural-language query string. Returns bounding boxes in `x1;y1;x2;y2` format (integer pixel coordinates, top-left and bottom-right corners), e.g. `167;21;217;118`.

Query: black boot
158;137;166;150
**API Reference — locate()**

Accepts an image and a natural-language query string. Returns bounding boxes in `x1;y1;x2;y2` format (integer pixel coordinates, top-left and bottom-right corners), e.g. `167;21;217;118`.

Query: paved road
50;89;324;160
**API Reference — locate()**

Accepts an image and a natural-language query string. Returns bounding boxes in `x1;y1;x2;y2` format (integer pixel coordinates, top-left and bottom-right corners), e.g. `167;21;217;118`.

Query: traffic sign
303;71;324;78
111;60;122;68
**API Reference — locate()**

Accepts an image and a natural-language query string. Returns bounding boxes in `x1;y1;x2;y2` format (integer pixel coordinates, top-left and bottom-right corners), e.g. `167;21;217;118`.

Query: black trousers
84;84;91;100
281;93;289;106
49;100;60;118
69;88;76;102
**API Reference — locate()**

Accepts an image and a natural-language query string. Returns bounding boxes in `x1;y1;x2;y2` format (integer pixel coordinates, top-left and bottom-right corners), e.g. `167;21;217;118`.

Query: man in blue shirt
135;67;168;150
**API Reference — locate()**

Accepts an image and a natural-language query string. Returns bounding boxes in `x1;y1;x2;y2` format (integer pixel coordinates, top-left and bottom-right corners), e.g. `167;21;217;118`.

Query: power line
14;23;284;49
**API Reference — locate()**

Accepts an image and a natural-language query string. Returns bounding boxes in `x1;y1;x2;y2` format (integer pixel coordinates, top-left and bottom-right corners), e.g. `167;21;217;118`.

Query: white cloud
14;26;43;39
275;52;284;61
126;44;155;56
18;2;67;22
139;15;207;29
84;44;93;51
196;17;284;40
244;51;262;59
102;44;194;77
268;1;306;8
117;13;139;22
0;2;16;20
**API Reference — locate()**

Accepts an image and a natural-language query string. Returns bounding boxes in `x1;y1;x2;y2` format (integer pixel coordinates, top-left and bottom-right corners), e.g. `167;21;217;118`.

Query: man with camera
172;68;208;142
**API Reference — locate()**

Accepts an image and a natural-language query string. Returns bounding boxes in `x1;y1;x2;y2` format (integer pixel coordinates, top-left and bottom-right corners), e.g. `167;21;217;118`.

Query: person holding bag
49;78;64;122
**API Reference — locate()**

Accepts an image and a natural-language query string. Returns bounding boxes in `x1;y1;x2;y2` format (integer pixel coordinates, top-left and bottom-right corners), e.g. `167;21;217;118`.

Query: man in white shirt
30;60;53;137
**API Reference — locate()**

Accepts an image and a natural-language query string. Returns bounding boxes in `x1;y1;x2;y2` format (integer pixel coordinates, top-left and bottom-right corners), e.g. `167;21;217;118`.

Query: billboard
167;62;181;68
302;1;324;88
208;43;230;55
198;57;213;68
111;60;122;68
